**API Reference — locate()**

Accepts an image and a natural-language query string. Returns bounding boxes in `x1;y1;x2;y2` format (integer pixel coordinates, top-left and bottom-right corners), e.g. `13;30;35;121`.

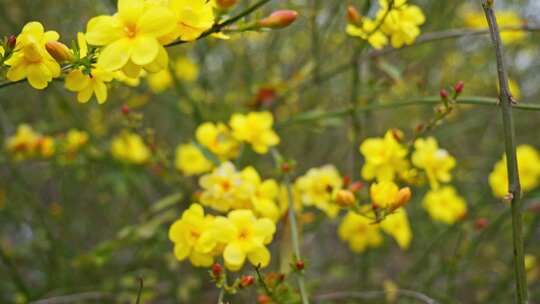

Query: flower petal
223;243;246;270
98;38;133;71
65;70;90;91
131;36;159;65
247;245;270;268
137;7;177;37
85;16;124;46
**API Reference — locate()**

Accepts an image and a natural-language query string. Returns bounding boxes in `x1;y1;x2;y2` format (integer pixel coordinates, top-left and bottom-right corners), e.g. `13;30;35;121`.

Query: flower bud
347;6;362;25
45;41;72;63
439;89;449;100
281;162;292;173
342;175;351;188
295;260;305;271
211;263;223;278
121;104;130;115
240;275;255;288
258;10;298;29
454;81;464;95
335;189;356;208
216;0;238;9
474;218;489;231
7;35;16;49
348;181;364;192
258;295;271;304
390;187;412;211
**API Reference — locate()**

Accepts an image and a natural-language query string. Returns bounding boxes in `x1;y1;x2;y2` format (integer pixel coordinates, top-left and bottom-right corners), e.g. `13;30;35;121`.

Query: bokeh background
1;0;540;303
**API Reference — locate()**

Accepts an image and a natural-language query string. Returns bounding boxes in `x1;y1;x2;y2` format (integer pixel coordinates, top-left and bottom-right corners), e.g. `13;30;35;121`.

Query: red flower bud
121;104;130;115
454;81;464;94
7;35;16;49
439;89;449;100
348;181;364;192
45;41;72;63
281;162;291;173
342;175;351;188
258;10;298;29
347;6;362;25
211;263;223;277
216;0;238;9
474;218;489;231
240;275;255;288
258;295;271;304
295;260;305;270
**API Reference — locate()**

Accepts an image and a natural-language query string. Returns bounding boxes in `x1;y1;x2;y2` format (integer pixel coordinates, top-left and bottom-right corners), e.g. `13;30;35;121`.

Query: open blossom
422;186;467;224
489;145;540;198
196;122;240;160
165;0;215;42
241;167;281;222
412;137;456;189
5;124;55;159
379;209;412;249
295;165;343;218
169;204;220;267
463;9;525;44
339;211;383;253
346;20;388;50
111;132;151;164
5;22;61;89
64;129;89;153
174;143;214;176
360;130;409;182
370;181;411;211
215;209;276;271
378;0;425;48
65;33;114;104
230;111;280;154
85;0;177;74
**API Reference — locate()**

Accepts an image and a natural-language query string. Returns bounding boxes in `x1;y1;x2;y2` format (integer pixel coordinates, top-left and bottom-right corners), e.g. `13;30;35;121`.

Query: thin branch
480;1;527;303
314;290;438;304
29;292;114;304
135;277;143;304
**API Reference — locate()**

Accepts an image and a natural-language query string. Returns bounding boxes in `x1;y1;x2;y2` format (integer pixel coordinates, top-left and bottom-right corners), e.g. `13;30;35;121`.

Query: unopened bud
342;175;351;188
211;263;223;277
258;10;298;29
474;218;489;231
216;0;238;9
295;259;305;271
335;189;356;207
347;6;362;25
391;187;412;211
439;89;449;100
281;162;291;173
7;35;16;49
348;181;364;192
454;81;464;95
240;275;255;288
121;104;130;115
391;128;404;142
45;41;72;63
258;294;271;304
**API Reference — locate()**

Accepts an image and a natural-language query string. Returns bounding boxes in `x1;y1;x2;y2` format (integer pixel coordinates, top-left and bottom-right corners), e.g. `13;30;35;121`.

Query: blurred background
0;0;540;303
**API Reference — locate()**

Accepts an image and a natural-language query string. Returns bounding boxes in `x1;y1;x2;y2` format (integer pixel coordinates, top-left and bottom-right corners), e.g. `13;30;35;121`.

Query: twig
314;289;438;304
136;277;143;304
480;1;527;303
29;292;114;304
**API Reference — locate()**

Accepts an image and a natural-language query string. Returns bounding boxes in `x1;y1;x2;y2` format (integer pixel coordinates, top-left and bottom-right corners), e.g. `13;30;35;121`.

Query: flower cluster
489;145;540;198
346;0;425;49
169;204;276;271
111;131;151;164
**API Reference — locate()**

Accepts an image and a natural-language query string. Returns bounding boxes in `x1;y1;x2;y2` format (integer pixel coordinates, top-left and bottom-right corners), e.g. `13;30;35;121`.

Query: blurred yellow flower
147;69;172;93
295;165;343;218
166;0;215;42
412;137;456;189
111;132;151;164
339;211;383;253
230;111;280;154
5;22;61;89
169;204;219;267
174;143;214;176
360;130;409;182
370;181;412;211
463;10;525;44
196;122;240;160
85;0;176;73
64;129;89;153
489;145;540;198
5;124;55;159
216;209;276;271
378;1;426;48
379;208;412;250
346;20;388;50
174;57;199;82
422;186;467;224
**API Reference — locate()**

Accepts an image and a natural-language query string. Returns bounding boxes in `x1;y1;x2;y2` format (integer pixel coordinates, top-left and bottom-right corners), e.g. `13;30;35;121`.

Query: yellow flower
216;209;276;271
196;122;240;160
65;33;114;104
489;145;540;198
412;137;456;189
346;20;388;49
0;46;4;58
85;0;176;72
370;181;411;211
241;167;281;222
111;132;151;164
230;111;280;154
5;124;55;159
166;0;215;42
360;130;409;182
174;143;214;176
169;204;220;267
463;10;525;44
5;22;61;89
295;165;343;218
379;209;412;250
174;56;199;82
147;68;172;93
199;162;255;212
422;186;467;224
64;129;89;153
379;2;425;48
338;211;383;253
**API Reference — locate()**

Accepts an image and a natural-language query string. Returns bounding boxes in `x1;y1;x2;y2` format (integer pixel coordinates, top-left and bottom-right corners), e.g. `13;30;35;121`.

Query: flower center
124;24;137;38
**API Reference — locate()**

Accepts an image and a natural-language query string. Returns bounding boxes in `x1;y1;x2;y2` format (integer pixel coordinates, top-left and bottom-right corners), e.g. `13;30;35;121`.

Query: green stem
481;1;527;303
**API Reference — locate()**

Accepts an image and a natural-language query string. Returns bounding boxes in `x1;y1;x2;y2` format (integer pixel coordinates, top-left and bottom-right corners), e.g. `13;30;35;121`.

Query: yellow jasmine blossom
199;162;255;212
5;124;55;159
378;1;425;48
295;165;343;218
241;167;281;222
346;20;388;50
166;0;215;42
147;68;172;93
379;209;412;250
111;132;151;164
174;57;199;82
338;211;383;253
412;137;456;189
64;129;89;153
422;186;467;224
5;22;61;89
0;46;4;58
85;0;176;72
489;145;540;198
463;10;525;44
169;204;220;267
196;122;240;160
230;111;280;154
65;33;114;104
174;143;214;176
370;181;411;211
216;209;276;271
360;130;409;182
